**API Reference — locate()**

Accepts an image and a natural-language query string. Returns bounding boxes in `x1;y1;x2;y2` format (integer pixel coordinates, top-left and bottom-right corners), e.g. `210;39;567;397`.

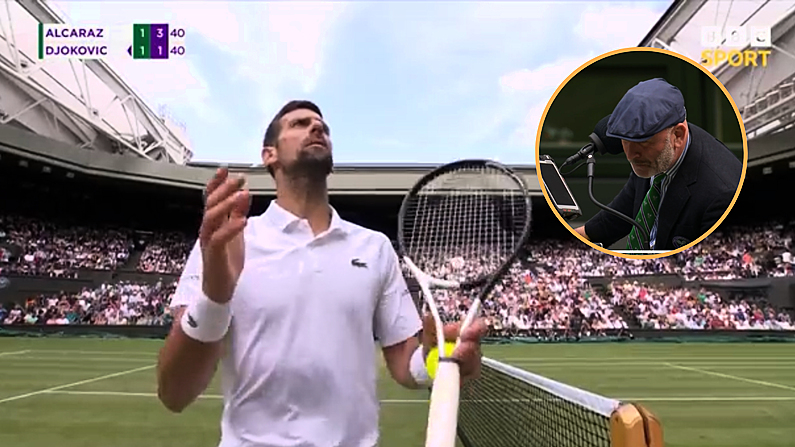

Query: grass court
1;338;793;447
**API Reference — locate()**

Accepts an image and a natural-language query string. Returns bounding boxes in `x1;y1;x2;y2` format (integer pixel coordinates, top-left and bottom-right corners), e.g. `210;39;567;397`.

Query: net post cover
610;403;664;447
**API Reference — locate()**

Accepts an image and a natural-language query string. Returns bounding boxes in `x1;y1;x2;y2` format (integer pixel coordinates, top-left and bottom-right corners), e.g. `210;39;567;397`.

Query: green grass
0;338;794;447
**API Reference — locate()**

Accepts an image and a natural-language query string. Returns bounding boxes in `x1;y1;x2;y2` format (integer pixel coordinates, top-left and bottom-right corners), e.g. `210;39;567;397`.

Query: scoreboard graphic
37;23;186;60
130;24;186;59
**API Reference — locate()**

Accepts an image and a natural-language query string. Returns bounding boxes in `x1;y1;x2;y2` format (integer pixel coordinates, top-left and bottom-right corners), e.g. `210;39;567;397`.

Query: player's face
264;108;333;178
622;124;683;178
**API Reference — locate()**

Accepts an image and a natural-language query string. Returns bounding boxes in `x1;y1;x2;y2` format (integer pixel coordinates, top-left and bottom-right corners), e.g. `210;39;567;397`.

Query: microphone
581;116;650;249
560;115;623;168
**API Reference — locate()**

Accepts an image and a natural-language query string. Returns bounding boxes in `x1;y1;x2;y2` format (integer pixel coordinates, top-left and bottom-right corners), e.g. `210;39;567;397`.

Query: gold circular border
534;46;749;260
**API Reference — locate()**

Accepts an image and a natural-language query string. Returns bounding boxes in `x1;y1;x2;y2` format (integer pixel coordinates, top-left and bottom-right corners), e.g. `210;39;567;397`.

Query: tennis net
457;357;663;447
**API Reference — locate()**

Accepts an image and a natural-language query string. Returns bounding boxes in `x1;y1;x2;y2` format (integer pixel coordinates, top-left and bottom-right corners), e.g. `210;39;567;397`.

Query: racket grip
424;360;461;447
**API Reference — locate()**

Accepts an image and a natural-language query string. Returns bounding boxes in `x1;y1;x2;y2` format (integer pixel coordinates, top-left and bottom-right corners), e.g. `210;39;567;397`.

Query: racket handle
424;360;461;447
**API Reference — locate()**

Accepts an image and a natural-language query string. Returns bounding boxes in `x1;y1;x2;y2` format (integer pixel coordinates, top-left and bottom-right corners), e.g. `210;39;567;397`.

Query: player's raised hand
199;167;250;304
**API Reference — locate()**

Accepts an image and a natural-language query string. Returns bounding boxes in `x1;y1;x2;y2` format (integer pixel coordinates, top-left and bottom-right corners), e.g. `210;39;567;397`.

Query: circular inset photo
535;47;747;260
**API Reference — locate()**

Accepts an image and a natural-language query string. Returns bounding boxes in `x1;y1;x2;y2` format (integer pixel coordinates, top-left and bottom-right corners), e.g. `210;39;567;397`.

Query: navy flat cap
606;78;687;142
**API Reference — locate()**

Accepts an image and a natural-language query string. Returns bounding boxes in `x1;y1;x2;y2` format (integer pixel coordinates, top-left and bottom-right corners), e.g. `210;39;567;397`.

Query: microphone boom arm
585;155;650;250
560;143;595;169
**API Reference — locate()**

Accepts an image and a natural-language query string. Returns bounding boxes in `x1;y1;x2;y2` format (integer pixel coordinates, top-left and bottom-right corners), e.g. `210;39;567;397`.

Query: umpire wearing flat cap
574;78;742;251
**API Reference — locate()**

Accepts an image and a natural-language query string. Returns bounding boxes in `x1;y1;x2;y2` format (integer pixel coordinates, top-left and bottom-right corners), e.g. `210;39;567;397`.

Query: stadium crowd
0;215;132;278
0;215;793;332
418;254;629;338
2;215;792;280
0;280;175;326
527;222;794;281
611;281;793;330
137;232;192;275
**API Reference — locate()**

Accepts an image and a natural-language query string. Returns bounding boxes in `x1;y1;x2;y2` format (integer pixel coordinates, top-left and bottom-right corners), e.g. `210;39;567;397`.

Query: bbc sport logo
700;25;773;68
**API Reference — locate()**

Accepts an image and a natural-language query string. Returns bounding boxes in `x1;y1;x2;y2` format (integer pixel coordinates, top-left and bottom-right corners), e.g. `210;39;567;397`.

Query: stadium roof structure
187;160;537;173
0;0;192;164
641;0;795;138
0;122;542;195
641;0;795;166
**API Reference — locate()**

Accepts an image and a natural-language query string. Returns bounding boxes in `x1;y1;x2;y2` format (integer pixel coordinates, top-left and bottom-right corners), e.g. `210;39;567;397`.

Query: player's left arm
373;235;427;390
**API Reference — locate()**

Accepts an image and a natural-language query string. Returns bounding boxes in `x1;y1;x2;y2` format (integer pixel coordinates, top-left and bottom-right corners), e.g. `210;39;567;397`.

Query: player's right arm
157;168;249;413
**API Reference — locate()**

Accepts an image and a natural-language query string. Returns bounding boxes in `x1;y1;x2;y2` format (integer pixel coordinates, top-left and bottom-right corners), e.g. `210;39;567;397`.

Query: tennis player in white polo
157;100;487;447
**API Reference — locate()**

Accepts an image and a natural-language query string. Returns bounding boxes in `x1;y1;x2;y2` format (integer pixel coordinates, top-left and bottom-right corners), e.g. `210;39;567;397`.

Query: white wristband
410;345;431;386
180;294;232;343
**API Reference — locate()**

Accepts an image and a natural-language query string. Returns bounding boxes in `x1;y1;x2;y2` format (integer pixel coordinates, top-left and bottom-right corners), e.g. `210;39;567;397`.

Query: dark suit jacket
584;123;742;251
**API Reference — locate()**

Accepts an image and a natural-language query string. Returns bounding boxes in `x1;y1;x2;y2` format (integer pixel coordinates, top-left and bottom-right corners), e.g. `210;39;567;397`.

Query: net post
609;402;664;447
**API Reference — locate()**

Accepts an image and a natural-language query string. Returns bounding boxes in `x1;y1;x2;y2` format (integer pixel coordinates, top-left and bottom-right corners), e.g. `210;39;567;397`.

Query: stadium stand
612;281;793;330
0;130;793;337
0;214;133;277
136;231;192;275
1;210;792;332
0;280;175;326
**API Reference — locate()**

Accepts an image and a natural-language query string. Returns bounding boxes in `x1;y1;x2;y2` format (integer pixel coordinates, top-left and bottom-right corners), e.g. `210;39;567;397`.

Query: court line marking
13;358;790;368
17;358;791;368
508;362;795;368
29;350;157;356
18;352;793;361
3;356;157;363
41;390;795;402
503;357;795;362
665;363;795;392
0;364;155;405
0;350;30;357
46;390;212;398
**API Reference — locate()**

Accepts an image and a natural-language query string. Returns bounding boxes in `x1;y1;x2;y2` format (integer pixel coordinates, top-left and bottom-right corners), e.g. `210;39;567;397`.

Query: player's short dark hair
263;100;323;177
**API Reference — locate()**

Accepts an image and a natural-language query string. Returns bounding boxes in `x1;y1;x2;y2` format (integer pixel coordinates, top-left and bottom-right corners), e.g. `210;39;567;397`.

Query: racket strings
401;164;529;290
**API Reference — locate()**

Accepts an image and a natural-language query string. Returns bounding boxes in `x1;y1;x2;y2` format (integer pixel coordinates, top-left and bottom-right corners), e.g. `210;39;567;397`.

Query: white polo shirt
170;201;422;447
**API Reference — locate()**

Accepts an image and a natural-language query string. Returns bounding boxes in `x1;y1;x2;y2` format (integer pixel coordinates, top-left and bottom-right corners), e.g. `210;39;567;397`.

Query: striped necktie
626;173;667;250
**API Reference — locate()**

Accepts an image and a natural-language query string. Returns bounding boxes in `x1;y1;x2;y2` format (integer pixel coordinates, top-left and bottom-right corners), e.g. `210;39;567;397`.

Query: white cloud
574;3;664;50
498;54;598;94
33;1;667;164
382;2;560;72
510;101;548;149
50;1;350;127
47;1;241;129
106;32;219;124
265;2;348;95
497;52;600;149
500;3;665;150
364;1;576;152
232;2;351;119
51;2;244;49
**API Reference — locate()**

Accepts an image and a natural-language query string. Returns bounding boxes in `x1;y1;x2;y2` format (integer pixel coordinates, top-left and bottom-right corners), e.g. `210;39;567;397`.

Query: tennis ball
426;342;457;380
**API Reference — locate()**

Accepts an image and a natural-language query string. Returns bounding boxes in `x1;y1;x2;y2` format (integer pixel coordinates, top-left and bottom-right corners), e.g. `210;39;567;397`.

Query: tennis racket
396;159;533;447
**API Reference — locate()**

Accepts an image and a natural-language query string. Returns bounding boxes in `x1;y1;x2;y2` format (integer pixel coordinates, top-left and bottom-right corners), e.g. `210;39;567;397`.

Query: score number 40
162;27;185;56
143;27;186;57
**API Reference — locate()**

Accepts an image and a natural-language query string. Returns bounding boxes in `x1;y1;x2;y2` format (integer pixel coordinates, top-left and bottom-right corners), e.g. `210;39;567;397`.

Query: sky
47;1;670;165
